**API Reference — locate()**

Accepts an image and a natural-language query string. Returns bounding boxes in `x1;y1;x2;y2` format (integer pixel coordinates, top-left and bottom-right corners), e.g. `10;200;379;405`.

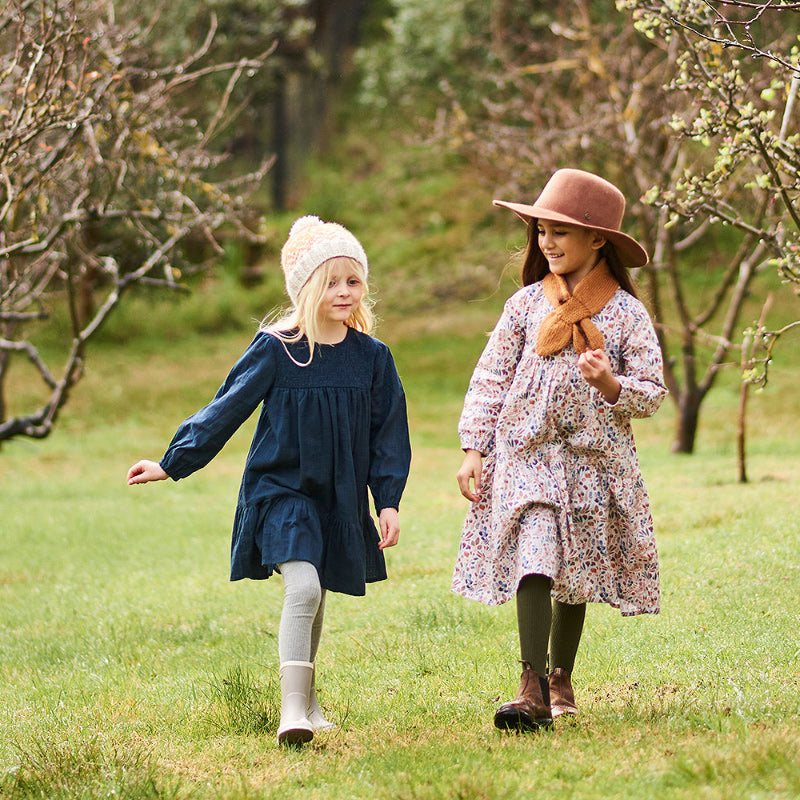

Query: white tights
277;560;326;664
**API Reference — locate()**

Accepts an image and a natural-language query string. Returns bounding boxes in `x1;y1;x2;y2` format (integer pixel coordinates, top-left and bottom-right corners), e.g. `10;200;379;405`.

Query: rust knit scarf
536;260;619;356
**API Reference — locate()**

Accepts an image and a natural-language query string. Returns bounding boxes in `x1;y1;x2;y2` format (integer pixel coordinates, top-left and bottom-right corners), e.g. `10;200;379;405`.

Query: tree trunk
737;378;749;483
0;350;8;448
0;318;12;447
267;0;369;209
271;71;287;211
77;267;96;328
672;392;702;454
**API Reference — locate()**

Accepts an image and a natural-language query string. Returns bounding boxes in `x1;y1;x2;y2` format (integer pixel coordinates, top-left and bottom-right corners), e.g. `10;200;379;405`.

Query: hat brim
493;199;648;268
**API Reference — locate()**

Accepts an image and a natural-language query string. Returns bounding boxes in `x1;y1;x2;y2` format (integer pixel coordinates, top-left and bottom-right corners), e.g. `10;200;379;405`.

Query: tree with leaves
618;0;800;478
0;0;273;442
143;0;371;209
359;0;799;454
617;0;800;347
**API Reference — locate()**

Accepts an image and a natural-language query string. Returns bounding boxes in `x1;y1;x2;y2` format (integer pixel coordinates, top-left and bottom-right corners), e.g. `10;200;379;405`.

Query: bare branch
0;336;58;388
668;4;800;73
0;0;272;443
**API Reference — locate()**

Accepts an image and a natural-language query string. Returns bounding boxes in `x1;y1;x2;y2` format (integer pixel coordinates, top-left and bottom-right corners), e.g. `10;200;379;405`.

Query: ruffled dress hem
229;495;386;597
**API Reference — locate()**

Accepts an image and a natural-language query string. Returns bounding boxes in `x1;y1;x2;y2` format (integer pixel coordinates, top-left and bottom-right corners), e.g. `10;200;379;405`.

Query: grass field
2;298;799;799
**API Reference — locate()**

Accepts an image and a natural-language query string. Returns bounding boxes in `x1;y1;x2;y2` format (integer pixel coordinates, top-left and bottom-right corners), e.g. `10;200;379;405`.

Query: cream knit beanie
280;215;368;304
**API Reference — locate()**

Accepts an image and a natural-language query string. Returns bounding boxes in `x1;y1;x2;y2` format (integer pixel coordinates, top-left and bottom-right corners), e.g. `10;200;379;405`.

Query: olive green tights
516;573;586;676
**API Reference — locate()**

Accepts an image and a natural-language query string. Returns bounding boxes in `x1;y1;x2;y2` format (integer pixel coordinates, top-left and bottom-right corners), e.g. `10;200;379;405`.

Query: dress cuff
459;434;490;455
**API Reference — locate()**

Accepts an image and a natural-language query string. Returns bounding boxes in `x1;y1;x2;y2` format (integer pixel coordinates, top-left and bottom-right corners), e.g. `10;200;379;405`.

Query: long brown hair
520;219;638;298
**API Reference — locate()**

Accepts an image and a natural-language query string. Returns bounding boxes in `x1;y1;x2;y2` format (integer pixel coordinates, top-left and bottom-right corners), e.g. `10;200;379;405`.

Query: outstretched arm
127;459;169;485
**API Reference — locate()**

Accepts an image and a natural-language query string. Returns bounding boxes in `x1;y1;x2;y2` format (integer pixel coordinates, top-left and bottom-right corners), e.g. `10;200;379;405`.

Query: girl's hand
127;459;169;485
457;449;483;503
378;507;400;549
578;348;621;404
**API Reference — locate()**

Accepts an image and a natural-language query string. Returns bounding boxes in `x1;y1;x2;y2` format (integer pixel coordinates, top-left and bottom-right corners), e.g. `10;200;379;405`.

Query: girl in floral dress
128;216;411;745
454;169;667;732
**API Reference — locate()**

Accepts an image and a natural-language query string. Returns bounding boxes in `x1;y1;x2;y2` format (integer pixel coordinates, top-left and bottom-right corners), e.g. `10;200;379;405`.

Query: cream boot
307;664;335;732
277;661;314;745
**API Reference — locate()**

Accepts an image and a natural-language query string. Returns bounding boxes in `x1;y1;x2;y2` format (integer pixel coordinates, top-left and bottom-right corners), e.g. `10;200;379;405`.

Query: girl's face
537;220;606;290
318;259;365;332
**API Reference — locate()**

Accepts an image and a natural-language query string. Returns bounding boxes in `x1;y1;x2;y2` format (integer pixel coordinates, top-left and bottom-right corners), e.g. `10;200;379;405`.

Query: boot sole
494;708;553;732
277;727;314;746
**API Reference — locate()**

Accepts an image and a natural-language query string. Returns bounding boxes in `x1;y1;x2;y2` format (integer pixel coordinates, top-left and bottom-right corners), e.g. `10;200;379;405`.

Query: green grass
3;99;800;800
2;308;800;799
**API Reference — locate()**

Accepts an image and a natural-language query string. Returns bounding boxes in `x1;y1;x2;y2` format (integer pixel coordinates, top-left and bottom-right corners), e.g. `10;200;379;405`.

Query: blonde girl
128;216;411;745
454;169;667;732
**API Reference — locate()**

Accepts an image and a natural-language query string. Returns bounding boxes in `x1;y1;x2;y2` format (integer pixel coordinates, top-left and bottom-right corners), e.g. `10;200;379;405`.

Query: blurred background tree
0;0;272;441
2;0;798;457
357;0;800;454
618;0;800;476
139;0;372;209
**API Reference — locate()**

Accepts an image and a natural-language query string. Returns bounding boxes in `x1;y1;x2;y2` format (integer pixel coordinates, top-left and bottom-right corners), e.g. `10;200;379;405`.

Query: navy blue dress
159;328;411;596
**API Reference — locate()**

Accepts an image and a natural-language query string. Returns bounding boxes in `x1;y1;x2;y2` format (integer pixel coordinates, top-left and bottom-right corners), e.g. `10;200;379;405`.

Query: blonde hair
262;257;375;366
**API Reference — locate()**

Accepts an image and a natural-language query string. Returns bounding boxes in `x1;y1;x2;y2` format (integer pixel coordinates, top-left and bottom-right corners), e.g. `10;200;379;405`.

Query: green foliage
133;0;302;154
356;0;502;115
618;0;800;286
290;116;518;314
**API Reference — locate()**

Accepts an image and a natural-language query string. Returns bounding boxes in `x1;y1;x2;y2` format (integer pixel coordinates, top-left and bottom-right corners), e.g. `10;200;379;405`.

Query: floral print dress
452;283;667;615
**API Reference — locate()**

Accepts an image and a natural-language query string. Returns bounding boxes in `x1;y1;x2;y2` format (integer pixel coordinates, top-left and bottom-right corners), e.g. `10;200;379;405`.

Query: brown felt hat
493;168;648;268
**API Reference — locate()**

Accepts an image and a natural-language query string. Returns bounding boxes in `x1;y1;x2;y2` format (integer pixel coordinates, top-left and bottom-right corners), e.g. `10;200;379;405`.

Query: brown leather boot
494;661;553;732
548;667;578;718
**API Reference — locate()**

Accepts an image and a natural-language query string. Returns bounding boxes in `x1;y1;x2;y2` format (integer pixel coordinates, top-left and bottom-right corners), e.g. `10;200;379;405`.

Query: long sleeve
458;295;526;455
160;332;277;480
610;299;668;419
367;345;411;512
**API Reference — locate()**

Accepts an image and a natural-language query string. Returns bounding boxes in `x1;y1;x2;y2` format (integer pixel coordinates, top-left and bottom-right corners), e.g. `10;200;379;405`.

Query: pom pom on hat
281;215;368;304
288;214;323;238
